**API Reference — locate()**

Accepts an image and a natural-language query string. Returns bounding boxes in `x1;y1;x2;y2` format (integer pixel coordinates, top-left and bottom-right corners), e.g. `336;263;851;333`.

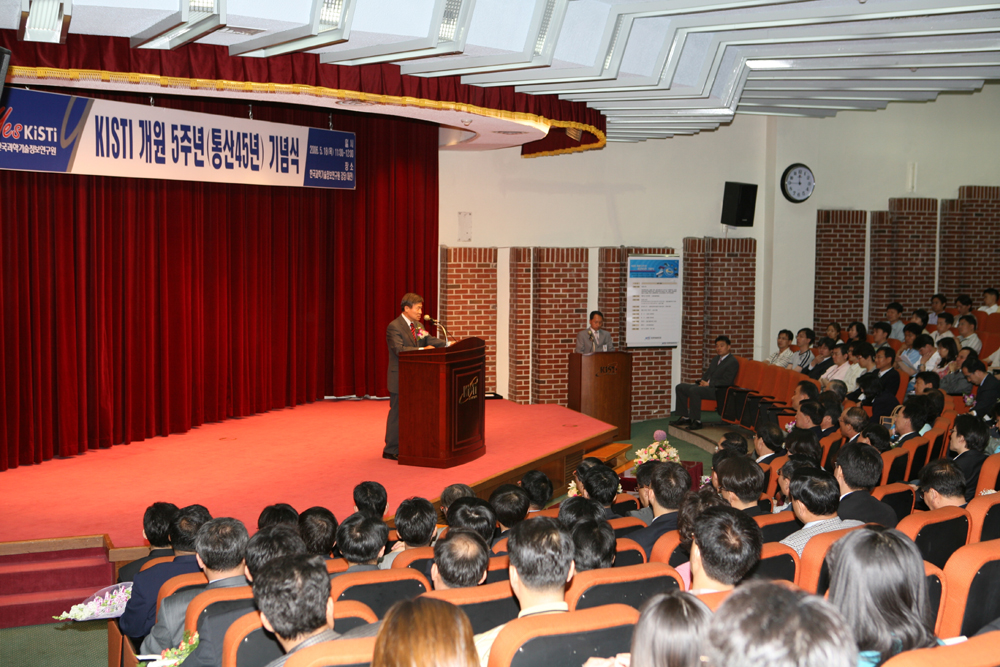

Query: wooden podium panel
568;352;632;440
398;337;486;468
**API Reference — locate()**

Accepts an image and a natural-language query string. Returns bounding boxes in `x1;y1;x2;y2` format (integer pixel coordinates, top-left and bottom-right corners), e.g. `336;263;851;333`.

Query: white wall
439;84;1000;391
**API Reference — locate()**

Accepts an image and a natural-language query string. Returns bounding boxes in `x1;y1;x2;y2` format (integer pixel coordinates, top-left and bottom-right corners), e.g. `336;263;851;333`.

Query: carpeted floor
0;399;613;546
618;416;714;468
0;620;106;667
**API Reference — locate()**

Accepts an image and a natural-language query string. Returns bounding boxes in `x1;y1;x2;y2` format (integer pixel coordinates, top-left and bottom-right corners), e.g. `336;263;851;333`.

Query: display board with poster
625;255;682;348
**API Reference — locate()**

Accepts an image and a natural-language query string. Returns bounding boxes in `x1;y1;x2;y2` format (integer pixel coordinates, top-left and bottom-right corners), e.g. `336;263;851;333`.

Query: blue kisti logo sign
629;258;679;279
0;87;92;173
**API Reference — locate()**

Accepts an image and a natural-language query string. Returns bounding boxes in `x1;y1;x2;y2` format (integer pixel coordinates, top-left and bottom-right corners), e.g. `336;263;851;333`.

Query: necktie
410;323;419;343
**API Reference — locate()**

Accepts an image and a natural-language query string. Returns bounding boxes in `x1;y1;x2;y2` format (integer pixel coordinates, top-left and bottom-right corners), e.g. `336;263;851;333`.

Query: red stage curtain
0;95;439;471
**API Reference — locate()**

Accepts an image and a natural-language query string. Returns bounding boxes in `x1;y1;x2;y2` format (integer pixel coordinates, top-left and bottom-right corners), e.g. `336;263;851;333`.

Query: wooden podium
568;352;632;440
398;337;487;468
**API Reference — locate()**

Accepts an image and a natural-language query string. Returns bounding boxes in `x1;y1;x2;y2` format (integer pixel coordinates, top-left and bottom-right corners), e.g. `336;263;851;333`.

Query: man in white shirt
957;315;983;354
790;328;816;372
930;312;955;344
764;329;795;368
820;344;851;389
474;518;575;666
978;288;999;315
780;469;864;556
885;302;906;341
927;293;948;325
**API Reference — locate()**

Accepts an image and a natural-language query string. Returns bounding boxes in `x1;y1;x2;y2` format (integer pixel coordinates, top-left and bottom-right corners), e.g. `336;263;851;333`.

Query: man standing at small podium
383;293;447;460
576;311;616;354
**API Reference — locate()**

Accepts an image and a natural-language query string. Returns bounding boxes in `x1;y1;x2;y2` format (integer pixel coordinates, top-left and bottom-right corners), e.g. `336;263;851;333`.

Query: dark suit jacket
741;505;765;518
602;506;624;520
819;426;839;440
807;357;834;380
386;315;446;394
865;393;899;423
759;450;785;465
185;597;256;667
630;512;679;559
974;373;1000;419
702;355;739;387
878;368;901;399
838;490;898;528
118;548;173;583
141;575;248;654
952;449;988;501
119;554;201;641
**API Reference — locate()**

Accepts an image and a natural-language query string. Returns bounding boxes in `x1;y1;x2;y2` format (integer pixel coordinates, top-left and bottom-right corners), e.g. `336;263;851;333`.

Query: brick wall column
438;247;498;392
867;198;937;324
813;210;867;331
531;248;589;405
508;248;533;404
939;186;1000;298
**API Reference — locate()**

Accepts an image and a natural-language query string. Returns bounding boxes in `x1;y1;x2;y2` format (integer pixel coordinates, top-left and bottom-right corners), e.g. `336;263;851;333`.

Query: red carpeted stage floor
0;399;614;547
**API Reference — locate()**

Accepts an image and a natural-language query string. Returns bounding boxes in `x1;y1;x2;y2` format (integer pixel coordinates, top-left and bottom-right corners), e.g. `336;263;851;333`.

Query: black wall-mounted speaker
720;181;758;227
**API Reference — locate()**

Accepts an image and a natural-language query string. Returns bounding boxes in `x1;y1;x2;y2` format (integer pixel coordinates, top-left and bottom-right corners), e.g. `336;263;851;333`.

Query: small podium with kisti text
398;337;487;468
568;352;632;440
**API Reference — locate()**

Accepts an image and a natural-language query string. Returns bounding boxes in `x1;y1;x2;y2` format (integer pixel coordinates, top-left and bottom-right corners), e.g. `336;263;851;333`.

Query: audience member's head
826;322;842;341
507;517;575;597
872;321;891;344
936;312;955;336
440;483;476;519
796;400;823;430
711;448;740;488
911;309;929;329
142;502;179;549
918;459;968;509
886;302;904;321
847;322;867;342
489;484;531;531
895;396;929;435
557;496;605;531
634;460;663;508
579;464;621;507
913;371;940;394
708;580;857;667
245;525;308;581
840;406;868;440
819;397;843;429
716;432;749;455
354;481;388;519
858;422;892;453
716;456;766;510
691;506;762;590
520;470;554;511
902;322;924;347
754;424;785;458
923;389;945;425
951;413;989;454
834;442;883;493
815;337;836;359
630;591;712;667
797;328;816;350
930;294;947;313
777;455;817;501
253;554;332;649
784;428;822;465
958;314;978;335
257;503;298;531
447;497;498;544
678;487;729;553
650;462;693;512
789;469;840;521
194;517;249;575
792;380;820;409
984;287;1000;307
297;507;338;558
956;294;974;314
431;528;489;590
826;526;936;660
394;497;438;547
962;358;988;386
372;597;478;667
336;512;388;565
169;505;212;553
574;457;604;485
827;380;849;403
571;520;617;571
875;346;896;370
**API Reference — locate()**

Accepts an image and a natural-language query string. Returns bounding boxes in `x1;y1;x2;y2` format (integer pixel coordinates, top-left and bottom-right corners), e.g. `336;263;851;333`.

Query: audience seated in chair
764;328;795;368
772;456;815;514
571;520;617;571
578;465;624;521
846;343;877;401
671;487;729;586
839;406;868;448
118;502;179;583
872;322;893;352
858;422;892;454
825;526;939;666
628;461;661;526
141;517;249;655
373;597;478;667
673;335;739;431
254;554;342;667
629;462;692;559
430;528;490;590
335;513;389;576
791;328;817;373
380;497;437;569
857;374;899;424
119;504;212;643
795;400;824;439
978;288;999;314
928;294;947;326
806;338;836;381
258;504;298;531
473;517;575;666
932;311;955;344
950;414;990;502
834;443;898;527
820;343;852;389
784;429;822;466
886;302;906;341
941;346;977;396
918;459;970;510
780;469;864;556
754;424;786;465
963;359;1000;421
715;456;767;517
184;525;308;667
716;431;749;456
707;580;858;667
298;507;338;559
440;483;476;522
519;470;553;514
353;482;388;520
447;498;499;546
957;315;983;354
687;506;762;595
557;496;606;532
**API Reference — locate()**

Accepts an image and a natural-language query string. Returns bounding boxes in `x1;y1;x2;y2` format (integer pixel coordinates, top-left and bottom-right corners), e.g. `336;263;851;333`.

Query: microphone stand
426;316;450;343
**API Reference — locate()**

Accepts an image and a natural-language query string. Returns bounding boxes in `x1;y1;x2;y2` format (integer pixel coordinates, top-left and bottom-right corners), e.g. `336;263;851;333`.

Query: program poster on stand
626;255;682;348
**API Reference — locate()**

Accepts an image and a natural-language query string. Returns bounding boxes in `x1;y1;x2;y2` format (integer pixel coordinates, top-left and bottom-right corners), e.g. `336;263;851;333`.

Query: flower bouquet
784;419;797;433
964;393;976;408
139;631;200;667
53;582;132;621
632;430;681;465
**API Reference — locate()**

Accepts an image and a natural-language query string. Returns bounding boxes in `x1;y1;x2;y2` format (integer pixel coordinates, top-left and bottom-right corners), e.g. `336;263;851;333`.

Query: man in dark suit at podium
383;293;447;460
674;335;739;430
575;311;616;354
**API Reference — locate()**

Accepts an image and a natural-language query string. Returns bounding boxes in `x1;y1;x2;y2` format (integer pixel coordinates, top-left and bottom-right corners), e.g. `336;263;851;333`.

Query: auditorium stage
0;399;616;548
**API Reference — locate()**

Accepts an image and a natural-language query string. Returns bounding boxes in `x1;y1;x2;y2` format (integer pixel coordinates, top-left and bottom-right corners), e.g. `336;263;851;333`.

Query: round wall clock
780;163;815;203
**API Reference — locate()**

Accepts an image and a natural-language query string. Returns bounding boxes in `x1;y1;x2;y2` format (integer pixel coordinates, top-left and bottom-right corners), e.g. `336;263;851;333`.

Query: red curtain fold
0;29;606;156
0;94;439;471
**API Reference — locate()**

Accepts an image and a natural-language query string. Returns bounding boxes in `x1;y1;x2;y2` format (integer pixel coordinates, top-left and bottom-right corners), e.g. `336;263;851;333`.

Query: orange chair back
975;453;1000;495
922;561;947;637
139;556;173;572
565;563;684;611
896;506;971;569
819;433;841;468
798;525;864;593
752;542;800;585
328;568;431;619
694;589;732;611
327;559;349;575
390;546;435;569
967;491;1000;543
185;585;253;634
881;448;911;485
221;611;265;667
491;537;508;554
529;507;561;519
939;540;1000;638
900;435;930;480
765;456;789;499
156;572;208;621
648;530;683;566
284;637;376;667
881;631;1000;667
871;483;915;523
753;510;800;544
615;537;647;566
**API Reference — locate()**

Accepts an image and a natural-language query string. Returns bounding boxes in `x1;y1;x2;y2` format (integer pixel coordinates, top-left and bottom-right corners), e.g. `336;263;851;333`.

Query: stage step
0;545;115;629
668;422;752;455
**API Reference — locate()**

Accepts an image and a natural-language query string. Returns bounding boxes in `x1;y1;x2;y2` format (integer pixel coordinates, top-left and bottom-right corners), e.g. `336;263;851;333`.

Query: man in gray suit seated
575;311;615;354
140;517;249;655
674;335;739;430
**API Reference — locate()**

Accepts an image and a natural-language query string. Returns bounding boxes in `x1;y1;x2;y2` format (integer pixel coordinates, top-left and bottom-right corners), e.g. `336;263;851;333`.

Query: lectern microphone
424;314;449;342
